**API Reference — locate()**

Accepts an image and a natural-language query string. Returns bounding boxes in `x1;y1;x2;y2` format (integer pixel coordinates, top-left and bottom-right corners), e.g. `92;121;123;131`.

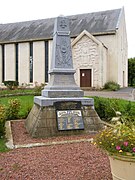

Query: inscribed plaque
57;110;84;130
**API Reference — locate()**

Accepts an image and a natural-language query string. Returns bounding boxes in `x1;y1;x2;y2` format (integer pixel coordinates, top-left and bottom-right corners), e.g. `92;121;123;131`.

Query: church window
2;45;5;82
29;42;33;83
15;43;18;82
45;41;49;82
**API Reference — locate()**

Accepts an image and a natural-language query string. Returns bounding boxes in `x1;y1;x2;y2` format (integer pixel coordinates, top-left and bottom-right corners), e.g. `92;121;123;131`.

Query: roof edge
116;7;124;29
0;30;116;44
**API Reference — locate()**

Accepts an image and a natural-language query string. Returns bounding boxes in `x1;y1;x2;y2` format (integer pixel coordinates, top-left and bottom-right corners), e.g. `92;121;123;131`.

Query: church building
0;7;128;89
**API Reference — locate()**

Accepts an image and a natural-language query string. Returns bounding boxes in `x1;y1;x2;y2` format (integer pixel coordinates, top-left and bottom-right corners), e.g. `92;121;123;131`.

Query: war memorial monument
25;16;103;138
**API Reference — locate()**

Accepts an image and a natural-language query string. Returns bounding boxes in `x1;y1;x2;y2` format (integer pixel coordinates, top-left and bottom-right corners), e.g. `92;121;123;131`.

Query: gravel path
0;120;112;180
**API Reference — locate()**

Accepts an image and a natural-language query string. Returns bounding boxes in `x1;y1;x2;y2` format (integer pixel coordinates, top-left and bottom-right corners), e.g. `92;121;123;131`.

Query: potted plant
94;113;135;180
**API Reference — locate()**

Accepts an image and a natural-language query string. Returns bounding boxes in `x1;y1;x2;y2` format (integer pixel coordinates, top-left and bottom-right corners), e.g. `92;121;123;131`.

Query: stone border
5;120;94;149
132;89;135;100
14;138;94;149
5;121;14;149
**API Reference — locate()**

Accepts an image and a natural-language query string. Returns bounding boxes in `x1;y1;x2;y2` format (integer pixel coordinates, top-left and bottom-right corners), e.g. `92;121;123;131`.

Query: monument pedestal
25;97;103;138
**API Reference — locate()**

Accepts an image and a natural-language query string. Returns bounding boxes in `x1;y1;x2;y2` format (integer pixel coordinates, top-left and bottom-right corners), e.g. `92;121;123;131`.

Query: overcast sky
0;0;134;58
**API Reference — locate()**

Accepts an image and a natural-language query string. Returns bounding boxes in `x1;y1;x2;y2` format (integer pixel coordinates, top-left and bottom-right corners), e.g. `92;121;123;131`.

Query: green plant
34;82;46;94
93;97;135;122
0;95;34;119
94;113;135;156
0;105;6;137
128;58;135;86
103;81;120;91
6;99;21;120
93;97;117;121
0;138;8;152
4;81;19;90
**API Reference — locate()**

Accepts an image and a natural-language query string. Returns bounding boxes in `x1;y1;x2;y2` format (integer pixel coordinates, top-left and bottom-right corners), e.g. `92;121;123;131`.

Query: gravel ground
0;120;112;180
11;121;96;145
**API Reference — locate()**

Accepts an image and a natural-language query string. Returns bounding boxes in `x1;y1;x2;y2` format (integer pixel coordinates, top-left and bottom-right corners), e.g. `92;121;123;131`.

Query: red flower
123;141;128;146
116;146;121;150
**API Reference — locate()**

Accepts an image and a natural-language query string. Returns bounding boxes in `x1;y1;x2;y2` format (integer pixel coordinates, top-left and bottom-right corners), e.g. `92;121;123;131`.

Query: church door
80;69;92;87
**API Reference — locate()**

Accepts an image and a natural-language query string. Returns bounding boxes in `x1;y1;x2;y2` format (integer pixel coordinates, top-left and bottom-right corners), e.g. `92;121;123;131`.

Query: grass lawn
0;95;34;118
0;88;36;96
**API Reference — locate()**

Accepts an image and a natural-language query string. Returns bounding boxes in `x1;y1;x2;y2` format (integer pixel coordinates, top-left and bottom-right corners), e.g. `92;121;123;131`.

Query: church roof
0;8;122;43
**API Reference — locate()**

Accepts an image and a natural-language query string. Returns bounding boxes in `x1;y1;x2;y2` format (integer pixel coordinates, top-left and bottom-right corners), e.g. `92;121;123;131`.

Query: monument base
25;97;103;138
42;89;84;98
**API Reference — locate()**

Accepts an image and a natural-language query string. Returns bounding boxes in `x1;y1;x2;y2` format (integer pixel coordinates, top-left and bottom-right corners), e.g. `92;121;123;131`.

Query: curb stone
5;120;94;149
132;89;135;100
5;121;14;149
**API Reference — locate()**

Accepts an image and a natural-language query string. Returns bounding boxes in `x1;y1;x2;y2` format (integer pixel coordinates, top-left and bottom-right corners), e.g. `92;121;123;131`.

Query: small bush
0;105;6;138
104;81;120;91
4;81;19;90
34;82;46;94
93;96;135;122
94;97;116;121
6;99;21;120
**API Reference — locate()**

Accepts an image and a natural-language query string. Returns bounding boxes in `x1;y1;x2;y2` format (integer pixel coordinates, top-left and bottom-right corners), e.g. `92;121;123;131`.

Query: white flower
116;111;121;116
111;117;120;122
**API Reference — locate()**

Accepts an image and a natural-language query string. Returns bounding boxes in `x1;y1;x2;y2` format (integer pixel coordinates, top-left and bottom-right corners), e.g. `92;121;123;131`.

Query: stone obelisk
25;16;103;138
42;16;84;98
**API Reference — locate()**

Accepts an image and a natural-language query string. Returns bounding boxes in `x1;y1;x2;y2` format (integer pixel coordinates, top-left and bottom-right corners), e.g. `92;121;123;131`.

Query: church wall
115;10;128;87
18;42;30;85
33;41;45;84
5;44;16;81
102;45;108;86
96;34;118;84
95;9;128;87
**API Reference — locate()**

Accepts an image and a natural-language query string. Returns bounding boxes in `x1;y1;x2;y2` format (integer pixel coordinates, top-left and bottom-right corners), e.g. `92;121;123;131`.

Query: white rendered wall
33;41;45;84
116;9;128;87
18;43;29;85
95;9;128;87
96;34;118;83
5;44;15;81
102;46;108;84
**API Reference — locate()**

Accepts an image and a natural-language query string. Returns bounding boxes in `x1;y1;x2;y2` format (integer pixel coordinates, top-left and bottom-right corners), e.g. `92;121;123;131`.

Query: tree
128;58;135;86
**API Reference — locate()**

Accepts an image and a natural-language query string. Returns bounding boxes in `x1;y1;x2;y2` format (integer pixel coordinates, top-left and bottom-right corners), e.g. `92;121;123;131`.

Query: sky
0;0;134;58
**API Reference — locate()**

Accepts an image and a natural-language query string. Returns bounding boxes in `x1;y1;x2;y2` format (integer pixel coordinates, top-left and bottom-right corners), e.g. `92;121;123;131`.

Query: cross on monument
60;19;67;28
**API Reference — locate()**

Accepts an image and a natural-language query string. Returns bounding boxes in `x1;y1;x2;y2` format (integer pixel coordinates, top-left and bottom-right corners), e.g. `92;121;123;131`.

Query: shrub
6;99;21;120
34;82;46;94
0;105;6;138
93;97;117;121
93;97;135;122
4;81;19;90
104;81;120;91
